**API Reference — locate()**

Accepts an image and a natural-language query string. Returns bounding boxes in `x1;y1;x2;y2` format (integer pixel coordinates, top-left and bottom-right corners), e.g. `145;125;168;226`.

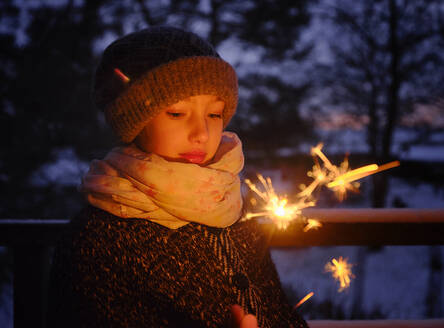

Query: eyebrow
168;97;225;110
209;101;225;110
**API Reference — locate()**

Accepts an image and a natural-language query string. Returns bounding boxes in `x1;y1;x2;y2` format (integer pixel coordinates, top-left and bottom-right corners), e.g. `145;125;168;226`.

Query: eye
209;113;222;119
167;112;185;118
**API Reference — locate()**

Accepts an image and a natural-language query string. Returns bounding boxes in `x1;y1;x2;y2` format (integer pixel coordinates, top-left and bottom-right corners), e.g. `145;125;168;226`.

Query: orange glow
114;68;130;83
325;257;355;292
244;174;314;230
327;161;400;188
303;219;322;232
374;160;400;173
294;292;314;308
327;164;378;188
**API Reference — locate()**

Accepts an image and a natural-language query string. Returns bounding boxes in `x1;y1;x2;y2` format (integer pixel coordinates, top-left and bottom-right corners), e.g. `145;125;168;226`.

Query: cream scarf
80;132;244;229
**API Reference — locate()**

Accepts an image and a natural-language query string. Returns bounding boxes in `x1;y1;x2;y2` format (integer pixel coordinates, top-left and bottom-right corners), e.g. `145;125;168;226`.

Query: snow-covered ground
272;245;443;319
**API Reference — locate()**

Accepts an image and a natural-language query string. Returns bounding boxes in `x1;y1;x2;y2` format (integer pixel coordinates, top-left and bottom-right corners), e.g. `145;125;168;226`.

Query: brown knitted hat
93;26;238;143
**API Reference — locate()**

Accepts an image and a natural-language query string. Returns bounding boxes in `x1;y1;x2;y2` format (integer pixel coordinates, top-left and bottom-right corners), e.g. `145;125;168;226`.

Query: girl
47;26;308;328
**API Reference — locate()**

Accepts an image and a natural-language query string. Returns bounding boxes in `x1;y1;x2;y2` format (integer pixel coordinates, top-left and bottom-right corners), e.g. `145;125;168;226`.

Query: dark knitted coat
47;206;308;328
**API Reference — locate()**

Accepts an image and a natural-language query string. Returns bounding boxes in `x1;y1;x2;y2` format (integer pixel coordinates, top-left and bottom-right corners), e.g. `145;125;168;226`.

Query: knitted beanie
93;26;238;143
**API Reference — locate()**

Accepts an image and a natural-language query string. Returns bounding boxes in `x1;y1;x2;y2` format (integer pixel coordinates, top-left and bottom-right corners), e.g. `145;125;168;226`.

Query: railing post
13;245;52;328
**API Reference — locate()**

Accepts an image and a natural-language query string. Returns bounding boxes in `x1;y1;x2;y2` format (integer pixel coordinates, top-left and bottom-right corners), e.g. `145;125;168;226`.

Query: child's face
136;94;225;165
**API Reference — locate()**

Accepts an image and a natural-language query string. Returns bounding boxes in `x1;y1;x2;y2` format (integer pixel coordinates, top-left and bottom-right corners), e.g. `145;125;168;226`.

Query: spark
326;154;360;201
310;144;399;201
114;68;130;83
294;292;314;308
311;143;338;174
244;174;314;229
306;143;361;201
303;219;322;232
297;160;327;198
325;257;355;292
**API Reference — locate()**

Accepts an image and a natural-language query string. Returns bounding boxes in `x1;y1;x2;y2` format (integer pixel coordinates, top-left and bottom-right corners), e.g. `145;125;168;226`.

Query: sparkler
244;142;400;229
244;174;314;229
294;292;314;308
324;257;355;292
308;143;400;201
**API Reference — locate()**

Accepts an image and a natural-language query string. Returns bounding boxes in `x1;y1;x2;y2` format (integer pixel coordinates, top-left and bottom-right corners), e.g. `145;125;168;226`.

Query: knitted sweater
47;206;308;328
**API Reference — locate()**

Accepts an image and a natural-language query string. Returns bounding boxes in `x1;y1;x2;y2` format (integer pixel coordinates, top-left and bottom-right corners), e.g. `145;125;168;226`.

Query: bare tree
319;0;444;206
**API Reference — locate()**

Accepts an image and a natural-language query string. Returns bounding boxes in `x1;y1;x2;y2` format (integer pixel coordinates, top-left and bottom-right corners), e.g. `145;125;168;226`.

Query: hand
230;305;258;328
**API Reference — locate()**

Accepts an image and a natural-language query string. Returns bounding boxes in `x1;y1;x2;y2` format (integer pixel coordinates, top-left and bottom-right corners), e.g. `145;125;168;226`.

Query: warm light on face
136;95;224;165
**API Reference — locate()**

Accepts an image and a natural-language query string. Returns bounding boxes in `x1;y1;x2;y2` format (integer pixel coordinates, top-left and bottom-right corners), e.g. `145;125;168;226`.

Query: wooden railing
1;209;444;328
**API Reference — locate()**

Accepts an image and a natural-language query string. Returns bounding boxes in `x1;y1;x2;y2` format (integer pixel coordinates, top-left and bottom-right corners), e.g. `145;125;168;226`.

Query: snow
314;128;444;162
29;147;89;187
271;245;443;319
387;177;444;209
362;246;431;318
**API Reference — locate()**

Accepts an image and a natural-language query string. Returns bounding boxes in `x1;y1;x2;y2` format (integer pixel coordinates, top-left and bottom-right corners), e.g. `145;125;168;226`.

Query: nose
188;116;209;144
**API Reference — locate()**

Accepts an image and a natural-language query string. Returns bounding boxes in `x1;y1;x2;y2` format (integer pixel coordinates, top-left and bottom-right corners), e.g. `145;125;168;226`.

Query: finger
241;314;258;328
230;304;245;327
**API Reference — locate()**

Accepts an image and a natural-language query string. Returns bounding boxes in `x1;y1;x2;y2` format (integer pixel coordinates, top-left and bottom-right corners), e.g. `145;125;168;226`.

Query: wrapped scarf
80;132;244;229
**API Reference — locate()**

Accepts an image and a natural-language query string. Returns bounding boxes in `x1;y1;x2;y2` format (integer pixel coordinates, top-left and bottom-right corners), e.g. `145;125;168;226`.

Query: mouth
179;151;207;164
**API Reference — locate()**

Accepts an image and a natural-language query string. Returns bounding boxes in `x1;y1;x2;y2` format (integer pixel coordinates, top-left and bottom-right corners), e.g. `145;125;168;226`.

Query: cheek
148;121;189;157
148;126;174;152
209;123;223;152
